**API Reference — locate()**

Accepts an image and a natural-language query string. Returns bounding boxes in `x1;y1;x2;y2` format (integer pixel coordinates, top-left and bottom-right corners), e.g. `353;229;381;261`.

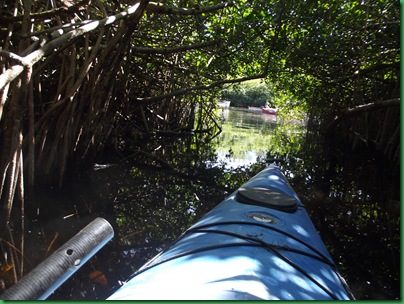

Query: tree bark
0;2;149;94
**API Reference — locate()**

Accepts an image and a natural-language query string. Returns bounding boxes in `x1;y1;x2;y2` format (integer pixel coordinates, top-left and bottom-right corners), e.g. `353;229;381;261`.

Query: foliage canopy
0;0;399;288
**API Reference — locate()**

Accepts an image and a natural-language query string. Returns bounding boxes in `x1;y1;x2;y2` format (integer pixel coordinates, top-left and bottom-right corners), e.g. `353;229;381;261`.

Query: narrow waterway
212;108;279;168
19;107;400;300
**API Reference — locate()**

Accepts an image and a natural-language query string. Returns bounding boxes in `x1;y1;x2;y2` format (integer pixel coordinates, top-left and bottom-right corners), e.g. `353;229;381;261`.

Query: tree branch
146;1;234;15
1;0;90;23
326;98;400;131
0;1;149;92
329;62;400;84
136;73;267;104
132;39;221;54
0;51;31;67
136;2;282;105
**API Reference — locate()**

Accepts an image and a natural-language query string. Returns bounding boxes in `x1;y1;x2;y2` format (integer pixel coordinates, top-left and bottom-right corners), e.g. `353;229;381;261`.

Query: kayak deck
108;165;353;300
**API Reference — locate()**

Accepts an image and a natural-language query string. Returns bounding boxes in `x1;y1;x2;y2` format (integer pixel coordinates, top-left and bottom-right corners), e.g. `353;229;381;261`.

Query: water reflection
11;108;399;300
213;108;285;168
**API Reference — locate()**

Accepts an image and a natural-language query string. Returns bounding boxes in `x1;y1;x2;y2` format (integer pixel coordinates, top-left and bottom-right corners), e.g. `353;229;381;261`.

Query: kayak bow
108;164;354;300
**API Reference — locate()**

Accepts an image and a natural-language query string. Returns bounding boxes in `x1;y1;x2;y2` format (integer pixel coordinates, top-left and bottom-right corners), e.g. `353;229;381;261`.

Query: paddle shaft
0;217;114;300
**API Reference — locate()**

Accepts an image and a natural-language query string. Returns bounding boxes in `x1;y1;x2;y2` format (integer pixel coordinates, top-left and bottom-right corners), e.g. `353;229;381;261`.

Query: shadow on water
6;108;399;300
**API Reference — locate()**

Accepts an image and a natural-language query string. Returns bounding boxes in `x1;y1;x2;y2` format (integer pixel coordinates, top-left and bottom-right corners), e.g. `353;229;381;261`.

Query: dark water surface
22;108;400;300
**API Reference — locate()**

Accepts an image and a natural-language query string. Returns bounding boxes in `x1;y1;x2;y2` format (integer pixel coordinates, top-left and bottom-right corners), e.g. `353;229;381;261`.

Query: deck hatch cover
236;187;298;213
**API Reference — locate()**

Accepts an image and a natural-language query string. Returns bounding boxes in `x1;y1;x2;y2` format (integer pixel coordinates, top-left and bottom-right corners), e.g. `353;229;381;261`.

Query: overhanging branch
0;0;90;23
146;1;234;15
132;39;221;55
136;72;267;104
135;2;280;105
0;1;150;92
326;98;401;131
329;62;400;84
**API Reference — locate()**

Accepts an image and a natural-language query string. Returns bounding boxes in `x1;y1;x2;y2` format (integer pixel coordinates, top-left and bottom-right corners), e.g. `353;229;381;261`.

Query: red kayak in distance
262;107;278;115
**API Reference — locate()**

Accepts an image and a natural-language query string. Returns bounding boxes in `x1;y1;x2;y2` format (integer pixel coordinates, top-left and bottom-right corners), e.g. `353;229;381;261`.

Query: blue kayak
108;164;354;300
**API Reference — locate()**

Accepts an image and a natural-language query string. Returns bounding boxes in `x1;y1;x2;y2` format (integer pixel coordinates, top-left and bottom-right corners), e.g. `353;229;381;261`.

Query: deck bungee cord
187;220;335;265
124;222;351;300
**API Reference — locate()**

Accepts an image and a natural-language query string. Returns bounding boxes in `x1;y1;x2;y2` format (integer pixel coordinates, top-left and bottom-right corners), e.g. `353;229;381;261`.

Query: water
212;108;279;168
5;107;399;300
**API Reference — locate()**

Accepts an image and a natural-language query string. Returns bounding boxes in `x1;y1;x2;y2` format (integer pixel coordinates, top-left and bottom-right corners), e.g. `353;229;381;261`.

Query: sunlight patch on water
215;149;264;169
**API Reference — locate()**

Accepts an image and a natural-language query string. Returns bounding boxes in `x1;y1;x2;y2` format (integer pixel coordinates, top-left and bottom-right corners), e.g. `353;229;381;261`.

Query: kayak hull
108;165;353;300
262;107;278;115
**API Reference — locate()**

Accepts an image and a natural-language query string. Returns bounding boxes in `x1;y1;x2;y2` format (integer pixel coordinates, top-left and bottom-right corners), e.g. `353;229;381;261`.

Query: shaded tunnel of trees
0;0;399;294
